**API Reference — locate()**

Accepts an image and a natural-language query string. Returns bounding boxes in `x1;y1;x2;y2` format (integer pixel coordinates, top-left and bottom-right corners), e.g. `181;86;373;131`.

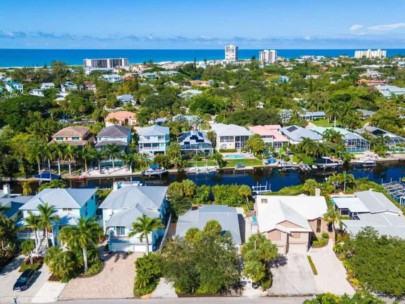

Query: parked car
13;269;37;291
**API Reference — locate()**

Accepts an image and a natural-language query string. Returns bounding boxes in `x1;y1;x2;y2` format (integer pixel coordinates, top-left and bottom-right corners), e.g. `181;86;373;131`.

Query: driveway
308;241;355;295
268;254;317;296
0;255;51;304
59;252;142;300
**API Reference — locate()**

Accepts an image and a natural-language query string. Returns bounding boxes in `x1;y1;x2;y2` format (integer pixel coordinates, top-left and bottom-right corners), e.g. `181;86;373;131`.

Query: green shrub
85;261;104;277
134;254;161;297
321;232;329;240
19;258;43;272
307;256;318;275
219;149;237;153
312;238;328;248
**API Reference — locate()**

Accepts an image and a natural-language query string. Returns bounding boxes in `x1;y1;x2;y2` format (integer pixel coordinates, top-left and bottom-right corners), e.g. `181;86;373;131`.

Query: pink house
249;125;289;149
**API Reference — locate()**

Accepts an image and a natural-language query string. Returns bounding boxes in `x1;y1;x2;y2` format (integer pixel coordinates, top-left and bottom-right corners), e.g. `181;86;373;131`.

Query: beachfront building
333;190;405;239
84;58;129;69
354;49;386;59
18;188;97;247
99;186;170;252
248;125;289;150
310;126;370;153
95;125;132;152
5;81;23;94
254;195;328;254
51;126;91;147
211;123;251;151
176;205;242;249
280;125;322;144
178;131;213;156
259;50;277;64
105;111;137;127
138;125;170;156
355;126;405;150
225;44;238;62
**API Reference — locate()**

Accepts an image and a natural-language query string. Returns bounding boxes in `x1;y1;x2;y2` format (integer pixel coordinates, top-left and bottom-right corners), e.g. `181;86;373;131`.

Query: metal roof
176;205;242;245
332;197;369;213
211;123;252;137
280;125;322;142
355;190;402;214
138;125;169;136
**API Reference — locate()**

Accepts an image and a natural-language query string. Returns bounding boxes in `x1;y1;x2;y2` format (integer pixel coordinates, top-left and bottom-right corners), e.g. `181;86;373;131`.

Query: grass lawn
311;119;336;127
225;159;263;167
191;160;217;167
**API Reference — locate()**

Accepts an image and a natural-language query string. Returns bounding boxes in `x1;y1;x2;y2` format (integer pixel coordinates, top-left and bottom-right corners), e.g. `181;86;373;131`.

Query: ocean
0;49;405;67
0;49;405;68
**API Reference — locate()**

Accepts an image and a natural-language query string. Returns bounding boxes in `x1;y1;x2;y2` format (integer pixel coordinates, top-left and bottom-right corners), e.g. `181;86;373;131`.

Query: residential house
18;188;97;246
334;190;405;239
117;94;135;105
375;85;405;98
357;109;376;119
159;70;179;77
0;184;32;221
83;81;96;92
248;125;289;149
51;126;91;147
95;125;132;152
255;195;328;254
279;76;290;83
40;83;55;90
211;123;252;150
105;111;137;127
5;81;23;93
29;89;44;97
138;125;170;156
355;126;405;148
299;111;326;120
178;89;203;99
61;82;77;92
280;125;322;144
99;186;170;252
357;79;387;87
102;74;122;83
279;109;293;123
178;131;213;156
310;126;370;153
176;205;242;248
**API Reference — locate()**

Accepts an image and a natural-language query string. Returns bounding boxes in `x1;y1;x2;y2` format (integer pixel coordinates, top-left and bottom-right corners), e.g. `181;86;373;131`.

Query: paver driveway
60;252;142;299
0;255;51;304
308;241;355;295
268;253;317;296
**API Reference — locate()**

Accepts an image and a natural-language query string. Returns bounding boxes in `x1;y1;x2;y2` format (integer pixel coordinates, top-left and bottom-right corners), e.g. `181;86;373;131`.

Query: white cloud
304;36;311;41
350;24;363;31
367;22;405;31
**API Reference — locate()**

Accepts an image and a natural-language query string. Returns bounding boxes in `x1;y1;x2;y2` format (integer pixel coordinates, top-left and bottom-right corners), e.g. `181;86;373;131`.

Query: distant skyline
1;0;405;49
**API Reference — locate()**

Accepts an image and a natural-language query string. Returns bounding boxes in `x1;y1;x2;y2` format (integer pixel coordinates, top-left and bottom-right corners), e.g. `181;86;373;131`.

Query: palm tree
80;145;96;173
21;239;35;264
44;246;77;281
65;145;77;176
122;152;133;173
323;207;341;234
21;211;41;251
59;217;102;272
22;181;33;196
239;185;252;207
44;144;56;177
104;144;121;171
53;143;66;176
133;153;150;170
37;203;60;248
128;215;163;255
0;215;16;250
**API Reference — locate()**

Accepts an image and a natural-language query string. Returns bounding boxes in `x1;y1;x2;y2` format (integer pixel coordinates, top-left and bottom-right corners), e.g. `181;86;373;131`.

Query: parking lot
0;256;51;304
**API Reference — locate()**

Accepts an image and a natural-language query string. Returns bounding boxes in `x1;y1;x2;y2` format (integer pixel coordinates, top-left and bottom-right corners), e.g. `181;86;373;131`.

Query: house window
63;208;72;211
116;227;125;236
56;137;63;141
316;219;321;233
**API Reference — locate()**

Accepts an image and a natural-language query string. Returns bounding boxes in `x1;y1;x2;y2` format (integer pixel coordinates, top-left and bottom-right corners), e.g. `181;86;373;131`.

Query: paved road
0;255;50;304
53;298;311;304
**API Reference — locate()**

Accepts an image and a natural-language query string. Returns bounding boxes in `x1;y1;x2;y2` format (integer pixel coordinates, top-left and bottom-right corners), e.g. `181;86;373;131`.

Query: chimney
315;188;321;197
3;184;10;197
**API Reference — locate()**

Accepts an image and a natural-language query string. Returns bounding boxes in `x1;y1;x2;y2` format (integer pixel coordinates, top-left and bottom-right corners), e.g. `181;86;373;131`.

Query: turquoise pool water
225;154;246;159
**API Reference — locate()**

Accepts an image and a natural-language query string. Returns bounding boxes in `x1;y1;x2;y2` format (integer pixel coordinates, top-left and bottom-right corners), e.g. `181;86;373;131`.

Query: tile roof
105;111;136;122
97;125;131;138
53;126;89;138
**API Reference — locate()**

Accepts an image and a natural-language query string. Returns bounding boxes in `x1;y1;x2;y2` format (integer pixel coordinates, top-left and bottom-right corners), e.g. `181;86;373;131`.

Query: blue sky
1;0;405;49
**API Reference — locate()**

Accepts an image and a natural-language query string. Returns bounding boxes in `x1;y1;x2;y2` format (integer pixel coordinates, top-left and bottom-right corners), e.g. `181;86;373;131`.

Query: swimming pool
225;154;246;159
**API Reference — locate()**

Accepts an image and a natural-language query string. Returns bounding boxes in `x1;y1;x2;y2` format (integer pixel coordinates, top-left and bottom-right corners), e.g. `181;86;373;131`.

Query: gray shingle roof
97;125;131;138
280;125;322;142
176;205;242;245
138;125;169;136
211;123;251;137
20;188;96;210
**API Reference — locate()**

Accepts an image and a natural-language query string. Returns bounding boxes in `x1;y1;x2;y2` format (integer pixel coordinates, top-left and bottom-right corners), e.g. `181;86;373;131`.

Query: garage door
288;243;308;254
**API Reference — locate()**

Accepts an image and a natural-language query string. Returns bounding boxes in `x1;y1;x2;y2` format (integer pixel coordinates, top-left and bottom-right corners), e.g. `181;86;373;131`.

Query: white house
138;125;170;156
40;82;55;90
5;82;23;94
99;185;170;252
29;89;45;97
102;74;122;83
211;123;251;150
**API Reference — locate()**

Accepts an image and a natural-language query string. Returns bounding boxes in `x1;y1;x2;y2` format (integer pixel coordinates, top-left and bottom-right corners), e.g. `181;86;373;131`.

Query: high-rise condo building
225;44;238;61
259;50;277;64
354;49;387;59
83;58;129;68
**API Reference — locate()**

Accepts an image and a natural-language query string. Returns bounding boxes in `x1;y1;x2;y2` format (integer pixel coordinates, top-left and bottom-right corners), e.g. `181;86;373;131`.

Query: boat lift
252;182;271;196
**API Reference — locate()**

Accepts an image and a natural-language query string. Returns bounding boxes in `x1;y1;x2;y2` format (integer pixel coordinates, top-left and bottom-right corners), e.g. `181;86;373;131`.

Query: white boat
315;157;340;169
312;165;318;170
142;168;168;177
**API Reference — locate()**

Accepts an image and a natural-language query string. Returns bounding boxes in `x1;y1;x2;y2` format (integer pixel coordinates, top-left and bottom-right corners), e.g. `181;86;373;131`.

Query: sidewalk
31;282;66;303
